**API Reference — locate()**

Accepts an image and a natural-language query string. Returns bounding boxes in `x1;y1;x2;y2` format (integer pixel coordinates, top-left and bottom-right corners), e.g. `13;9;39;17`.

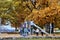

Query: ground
0;33;60;38
17;38;60;40
0;33;60;40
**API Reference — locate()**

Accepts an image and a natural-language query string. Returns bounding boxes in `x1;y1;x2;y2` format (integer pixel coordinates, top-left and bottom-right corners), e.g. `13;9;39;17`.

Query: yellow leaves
14;2;19;6
39;12;45;17
0;8;8;10
7;0;12;2
58;1;60;6
14;1;22;6
32;9;38;13
35;0;41;8
13;0;60;28
57;6;60;11
44;7;50;13
23;2;27;6
15;2;19;4
1;13;15;20
24;8;30;11
0;0;60;27
25;0;60;27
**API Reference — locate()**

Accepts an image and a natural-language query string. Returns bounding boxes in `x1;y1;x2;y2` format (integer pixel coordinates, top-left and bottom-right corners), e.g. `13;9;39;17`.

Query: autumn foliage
0;0;60;28
25;0;60;27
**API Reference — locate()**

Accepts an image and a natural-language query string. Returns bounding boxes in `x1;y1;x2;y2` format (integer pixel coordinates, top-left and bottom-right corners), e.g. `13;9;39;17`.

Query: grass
55;32;60;34
2;37;60;40
17;38;60;40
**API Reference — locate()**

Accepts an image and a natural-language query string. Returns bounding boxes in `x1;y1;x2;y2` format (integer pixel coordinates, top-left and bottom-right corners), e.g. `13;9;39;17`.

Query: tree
25;0;60;28
0;0;31;28
0;0;60;28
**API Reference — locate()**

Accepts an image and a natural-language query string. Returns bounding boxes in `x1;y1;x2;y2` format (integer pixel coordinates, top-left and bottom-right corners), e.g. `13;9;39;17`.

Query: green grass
55;32;60;34
17;38;60;40
3;37;60;40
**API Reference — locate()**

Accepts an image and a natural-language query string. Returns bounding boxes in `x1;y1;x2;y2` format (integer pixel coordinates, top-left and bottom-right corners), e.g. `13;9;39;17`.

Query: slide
33;23;49;35
24;21;49;35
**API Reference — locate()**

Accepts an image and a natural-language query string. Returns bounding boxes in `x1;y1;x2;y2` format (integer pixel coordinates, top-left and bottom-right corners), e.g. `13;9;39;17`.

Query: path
0;33;60;38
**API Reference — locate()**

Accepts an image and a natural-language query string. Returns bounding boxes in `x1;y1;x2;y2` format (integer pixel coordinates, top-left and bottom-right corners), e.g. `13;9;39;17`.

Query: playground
19;21;56;36
0;20;60;40
0;20;60;39
0;20;60;37
0;0;60;40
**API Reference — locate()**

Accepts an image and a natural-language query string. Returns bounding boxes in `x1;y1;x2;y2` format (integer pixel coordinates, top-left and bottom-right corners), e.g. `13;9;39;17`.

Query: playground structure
0;18;57;35
20;21;55;36
0;18;15;33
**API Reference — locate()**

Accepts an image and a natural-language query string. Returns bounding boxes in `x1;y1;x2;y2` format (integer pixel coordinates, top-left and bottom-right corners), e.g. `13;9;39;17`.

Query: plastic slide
33;23;49;35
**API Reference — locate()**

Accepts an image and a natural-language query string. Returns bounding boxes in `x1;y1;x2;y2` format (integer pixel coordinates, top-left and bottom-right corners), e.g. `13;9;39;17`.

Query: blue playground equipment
20;21;49;36
0;20;15;33
0;25;15;32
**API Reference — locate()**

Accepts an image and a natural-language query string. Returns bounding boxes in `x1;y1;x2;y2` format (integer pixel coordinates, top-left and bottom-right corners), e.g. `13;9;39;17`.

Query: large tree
25;0;60;28
0;0;31;28
0;0;60;28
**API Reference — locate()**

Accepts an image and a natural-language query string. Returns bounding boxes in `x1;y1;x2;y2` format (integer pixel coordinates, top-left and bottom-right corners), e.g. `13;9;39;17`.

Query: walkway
0;33;60;38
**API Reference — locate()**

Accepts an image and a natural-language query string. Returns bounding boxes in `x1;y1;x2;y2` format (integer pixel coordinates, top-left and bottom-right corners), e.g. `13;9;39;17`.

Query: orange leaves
25;3;60;27
1;0;59;28
16;0;60;28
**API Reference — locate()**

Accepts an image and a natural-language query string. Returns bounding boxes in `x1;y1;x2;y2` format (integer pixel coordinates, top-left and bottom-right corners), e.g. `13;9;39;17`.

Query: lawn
17;38;60;40
1;38;60;40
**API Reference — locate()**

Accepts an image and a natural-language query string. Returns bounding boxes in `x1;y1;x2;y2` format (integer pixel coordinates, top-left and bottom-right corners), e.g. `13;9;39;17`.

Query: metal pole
0;18;1;33
50;23;52;34
0;18;1;26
